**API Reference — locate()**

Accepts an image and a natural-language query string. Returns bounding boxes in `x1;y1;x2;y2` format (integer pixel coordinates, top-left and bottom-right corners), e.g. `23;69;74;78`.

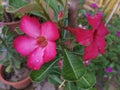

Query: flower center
37;36;48;47
93;29;97;39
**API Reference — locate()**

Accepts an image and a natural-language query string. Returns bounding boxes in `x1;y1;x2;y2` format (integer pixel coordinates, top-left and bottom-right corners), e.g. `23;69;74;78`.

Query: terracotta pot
3;21;20;31
0;64;31;89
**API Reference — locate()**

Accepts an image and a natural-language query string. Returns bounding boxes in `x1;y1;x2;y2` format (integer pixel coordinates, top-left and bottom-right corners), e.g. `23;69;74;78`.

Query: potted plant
0;0;120;90
0;4;31;88
0;24;31;89
3;0;97;89
0;65;30;89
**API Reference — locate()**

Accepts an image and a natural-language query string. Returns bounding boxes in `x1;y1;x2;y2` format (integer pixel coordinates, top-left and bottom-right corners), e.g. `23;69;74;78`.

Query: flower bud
58;11;64;19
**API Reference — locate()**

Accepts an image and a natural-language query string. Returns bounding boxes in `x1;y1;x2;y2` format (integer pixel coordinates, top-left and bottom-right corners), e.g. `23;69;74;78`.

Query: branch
64;0;79;50
68;0;79;27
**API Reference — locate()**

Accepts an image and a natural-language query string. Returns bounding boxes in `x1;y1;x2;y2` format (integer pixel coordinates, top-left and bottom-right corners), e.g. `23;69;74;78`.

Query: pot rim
0;64;30;86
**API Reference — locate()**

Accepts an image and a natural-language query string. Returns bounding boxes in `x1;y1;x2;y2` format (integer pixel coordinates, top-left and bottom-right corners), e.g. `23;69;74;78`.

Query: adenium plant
2;0;119;89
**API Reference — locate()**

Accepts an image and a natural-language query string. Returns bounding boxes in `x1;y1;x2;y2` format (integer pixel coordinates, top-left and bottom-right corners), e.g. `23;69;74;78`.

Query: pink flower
58;60;63;69
13;16;59;70
67;13;109;61
90;3;98;9
105;67;113;73
0;22;3;27
86;12;103;29
116;31;120;37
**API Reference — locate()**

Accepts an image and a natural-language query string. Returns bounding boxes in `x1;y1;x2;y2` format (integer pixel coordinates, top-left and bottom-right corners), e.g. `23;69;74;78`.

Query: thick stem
65;0;79;50
68;0;79;27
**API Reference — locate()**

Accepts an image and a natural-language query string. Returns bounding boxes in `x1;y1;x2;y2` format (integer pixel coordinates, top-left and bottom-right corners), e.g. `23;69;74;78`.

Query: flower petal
41;21;59;41
13;36;37;56
116;31;120;37
20;16;41;38
90;3;98;9
76;29;93;46
67;27;93;46
95;36;106;54
27;47;45;70
87;12;102;29
97;23;109;36
43;41;57;63
83;42;99;61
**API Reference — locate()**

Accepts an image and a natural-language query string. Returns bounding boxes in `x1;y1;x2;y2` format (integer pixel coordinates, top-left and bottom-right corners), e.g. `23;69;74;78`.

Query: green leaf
79;0;85;6
7;2;41;14
15;27;24;35
30;58;59;82
48;75;62;85
0;5;3;14
79;87;96;90
62;49;86;81
31;11;47;20
64;82;78;90
44;0;59;14
5;65;12;73
14;59;21;69
57;0;64;6
77;72;96;89
8;0;27;8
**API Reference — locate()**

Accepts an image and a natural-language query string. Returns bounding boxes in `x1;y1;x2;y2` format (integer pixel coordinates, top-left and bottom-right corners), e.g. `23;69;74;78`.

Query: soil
0;66;30;90
3;67;30;82
11;68;29;82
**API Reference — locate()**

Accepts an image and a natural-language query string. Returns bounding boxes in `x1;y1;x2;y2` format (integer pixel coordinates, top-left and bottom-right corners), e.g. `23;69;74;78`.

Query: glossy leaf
48;75;62;85
30;58;59;82
44;0;59;14
80;87;96;90
57;0;64;6
64;82;78;90
7;3;41;14
8;0;27;8
30;11;47;20
77;72;96;89
62;49;86;81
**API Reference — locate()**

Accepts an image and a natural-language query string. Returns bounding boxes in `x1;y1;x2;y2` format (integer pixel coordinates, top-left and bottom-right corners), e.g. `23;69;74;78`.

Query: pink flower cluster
13;12;109;70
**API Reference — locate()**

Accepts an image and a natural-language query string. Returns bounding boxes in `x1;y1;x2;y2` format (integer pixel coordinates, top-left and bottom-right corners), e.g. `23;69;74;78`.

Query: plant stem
62;0;79;50
58;80;66;88
68;0;79;27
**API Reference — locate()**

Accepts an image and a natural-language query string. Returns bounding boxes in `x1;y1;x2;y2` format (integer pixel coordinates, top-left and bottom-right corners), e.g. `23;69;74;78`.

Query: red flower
13;16;59;70
58;11;64;19
67;12;109;61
